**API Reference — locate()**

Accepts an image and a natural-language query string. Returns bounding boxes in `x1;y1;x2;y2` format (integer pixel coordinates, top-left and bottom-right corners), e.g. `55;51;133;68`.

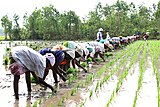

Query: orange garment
61;59;66;65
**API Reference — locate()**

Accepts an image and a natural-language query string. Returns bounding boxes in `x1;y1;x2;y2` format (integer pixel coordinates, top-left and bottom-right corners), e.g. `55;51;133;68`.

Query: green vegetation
30;76;38;83
95;58;100;62
3;57;9;65
148;41;160;107
133;42;146;107
80;62;88;67
67;67;78;75
86;57;92;63
0;36;5;40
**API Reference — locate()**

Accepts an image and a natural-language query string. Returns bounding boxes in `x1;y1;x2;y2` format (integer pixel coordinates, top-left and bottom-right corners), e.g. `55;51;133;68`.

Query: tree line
1;0;160;40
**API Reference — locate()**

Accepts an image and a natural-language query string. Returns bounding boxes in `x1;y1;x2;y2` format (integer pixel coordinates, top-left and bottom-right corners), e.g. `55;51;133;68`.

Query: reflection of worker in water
96;28;103;42
9;46;55;100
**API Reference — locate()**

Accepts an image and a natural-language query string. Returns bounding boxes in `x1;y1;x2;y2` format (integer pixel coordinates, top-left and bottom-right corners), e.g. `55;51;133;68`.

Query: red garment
61;59;67;65
9;62;26;75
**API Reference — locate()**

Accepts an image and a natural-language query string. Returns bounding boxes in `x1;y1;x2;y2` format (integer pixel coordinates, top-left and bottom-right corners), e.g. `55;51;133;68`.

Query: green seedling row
148;40;160;107
106;42;143;107
133;42;147;107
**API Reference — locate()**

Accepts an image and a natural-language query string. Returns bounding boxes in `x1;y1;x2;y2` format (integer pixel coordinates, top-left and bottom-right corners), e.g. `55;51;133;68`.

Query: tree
12;14;21;40
1;15;12;40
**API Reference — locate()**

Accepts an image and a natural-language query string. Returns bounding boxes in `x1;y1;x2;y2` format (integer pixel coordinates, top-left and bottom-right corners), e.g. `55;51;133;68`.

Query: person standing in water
9;46;55;100
96;28;103;42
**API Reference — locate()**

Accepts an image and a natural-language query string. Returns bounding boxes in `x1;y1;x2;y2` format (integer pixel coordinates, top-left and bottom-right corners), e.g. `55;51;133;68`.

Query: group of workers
8;28;140;100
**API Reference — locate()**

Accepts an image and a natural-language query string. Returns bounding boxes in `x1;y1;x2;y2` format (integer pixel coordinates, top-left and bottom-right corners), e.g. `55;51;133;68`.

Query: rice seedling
61;96;65;104
105;42;143;107
86;57;92;63
85;74;94;85
3;57;9;65
80;62;88;67
79;98;86;107
49;104;54;107
70;88;76;96
33;101;38;107
148;41;160;107
67;67;78;76
57;101;61;106
95;82;99;92
132;42;146;107
95;58;100;62
38;98;42;104
30;76;38;83
48;94;52;98
89;90;93;99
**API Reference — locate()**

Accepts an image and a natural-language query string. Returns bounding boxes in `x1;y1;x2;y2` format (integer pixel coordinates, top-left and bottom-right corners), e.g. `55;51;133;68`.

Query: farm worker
143;32;149;41
96;28;103;42
9;46;55;100
73;48;88;72
79;42;99;64
51;44;75;72
106;31;110;40
63;41;88;72
87;41;105;62
39;48;67;83
63;41;76;49
104;40;114;52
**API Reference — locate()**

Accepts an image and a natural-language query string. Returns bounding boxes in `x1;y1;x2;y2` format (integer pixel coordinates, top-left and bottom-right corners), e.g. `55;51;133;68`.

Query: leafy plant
38;98;42;104
61;96;65;104
89;90;93;98
67;67;78;75
95;58;100;62
30;76;38;83
80;62;88;67
3;57;9;65
33;101;37;107
86;57;92;62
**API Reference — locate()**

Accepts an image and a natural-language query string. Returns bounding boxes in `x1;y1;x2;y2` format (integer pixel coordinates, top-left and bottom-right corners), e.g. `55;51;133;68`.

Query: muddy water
136;56;158;107
76;76;118;107
110;63;140;107
0;41;62;107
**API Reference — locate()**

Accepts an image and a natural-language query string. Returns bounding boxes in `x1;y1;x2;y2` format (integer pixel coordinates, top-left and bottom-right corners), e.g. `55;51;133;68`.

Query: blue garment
39;48;52;55
136;32;140;35
99;39;106;43
53;50;65;65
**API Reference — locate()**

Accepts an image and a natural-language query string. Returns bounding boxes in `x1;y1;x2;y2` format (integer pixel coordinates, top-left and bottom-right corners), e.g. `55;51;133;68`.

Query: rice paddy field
0;40;160;107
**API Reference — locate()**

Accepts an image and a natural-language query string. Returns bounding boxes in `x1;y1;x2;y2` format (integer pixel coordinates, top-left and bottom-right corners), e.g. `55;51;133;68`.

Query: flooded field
0;40;160;107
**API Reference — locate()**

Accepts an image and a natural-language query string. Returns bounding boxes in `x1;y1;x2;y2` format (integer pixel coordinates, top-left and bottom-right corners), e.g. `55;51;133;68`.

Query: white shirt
106;32;110;39
97;31;103;40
